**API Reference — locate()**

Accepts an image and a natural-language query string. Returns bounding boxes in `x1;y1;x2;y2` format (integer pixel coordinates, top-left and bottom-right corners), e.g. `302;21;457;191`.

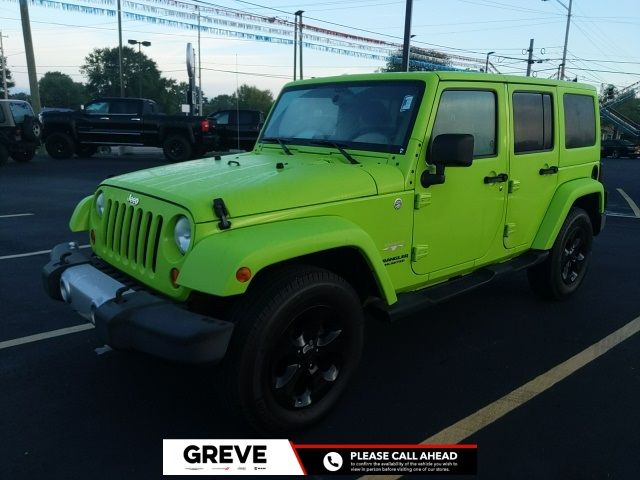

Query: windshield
261;80;425;154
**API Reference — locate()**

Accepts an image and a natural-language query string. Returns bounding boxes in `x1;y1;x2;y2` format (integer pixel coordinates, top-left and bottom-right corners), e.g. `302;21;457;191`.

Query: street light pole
0;31;8;99
485;51;495;73
128;39;151;98
117;0;124;97
401;0;414;71
543;0;572;80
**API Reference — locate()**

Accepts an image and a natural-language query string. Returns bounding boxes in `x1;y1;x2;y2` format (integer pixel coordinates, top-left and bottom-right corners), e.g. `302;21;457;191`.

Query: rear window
9;101;34;123
563;94;595;149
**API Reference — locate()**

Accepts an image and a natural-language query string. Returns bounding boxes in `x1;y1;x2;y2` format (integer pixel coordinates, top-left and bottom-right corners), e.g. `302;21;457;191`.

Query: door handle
484;173;509;184
539;166;559;175
99;117;110;120
131;118;141;121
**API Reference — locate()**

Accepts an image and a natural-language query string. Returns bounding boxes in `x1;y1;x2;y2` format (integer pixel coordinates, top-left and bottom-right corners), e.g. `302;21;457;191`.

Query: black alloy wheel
269;304;346;410
224;266;364;434
45;132;74;159
560;226;588;285
163;135;192;162
528;207;593;300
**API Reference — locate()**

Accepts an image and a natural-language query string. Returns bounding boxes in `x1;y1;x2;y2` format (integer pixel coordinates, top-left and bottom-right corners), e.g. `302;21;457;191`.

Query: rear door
106;99;144;144
504;85;558;249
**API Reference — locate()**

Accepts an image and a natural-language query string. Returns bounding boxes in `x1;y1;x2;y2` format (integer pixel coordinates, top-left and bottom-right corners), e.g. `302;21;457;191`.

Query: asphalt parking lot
1;152;639;479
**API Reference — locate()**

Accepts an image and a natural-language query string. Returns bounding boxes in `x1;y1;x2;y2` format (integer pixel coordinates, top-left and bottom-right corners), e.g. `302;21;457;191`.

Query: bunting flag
0;0;485;69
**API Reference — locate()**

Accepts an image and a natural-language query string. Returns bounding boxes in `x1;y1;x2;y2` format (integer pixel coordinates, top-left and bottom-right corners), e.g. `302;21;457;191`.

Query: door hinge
412;245;429;261
508;179;521;193
504;223;516;238
414;193;432;209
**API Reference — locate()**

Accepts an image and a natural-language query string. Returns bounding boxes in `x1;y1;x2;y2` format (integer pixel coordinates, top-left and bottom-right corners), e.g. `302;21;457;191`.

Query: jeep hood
102;152;400;223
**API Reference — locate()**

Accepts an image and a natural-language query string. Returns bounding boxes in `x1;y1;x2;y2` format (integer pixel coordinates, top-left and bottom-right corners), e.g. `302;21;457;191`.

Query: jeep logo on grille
127;194;140;206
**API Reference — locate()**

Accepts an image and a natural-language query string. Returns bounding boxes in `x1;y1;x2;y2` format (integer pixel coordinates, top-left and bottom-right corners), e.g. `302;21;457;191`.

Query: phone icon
323;452;343;471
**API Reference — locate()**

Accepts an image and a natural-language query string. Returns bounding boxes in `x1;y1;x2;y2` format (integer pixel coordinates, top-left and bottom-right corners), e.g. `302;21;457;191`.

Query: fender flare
69;195;92;232
179;216;397;304
531;178;605;251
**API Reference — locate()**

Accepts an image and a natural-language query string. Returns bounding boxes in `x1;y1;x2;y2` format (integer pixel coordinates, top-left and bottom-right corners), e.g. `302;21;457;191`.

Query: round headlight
174;216;191;254
96;192;105;217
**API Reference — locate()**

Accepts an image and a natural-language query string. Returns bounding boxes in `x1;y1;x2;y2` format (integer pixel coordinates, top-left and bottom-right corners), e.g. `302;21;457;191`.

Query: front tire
528;207;593;300
224;266;364;434
45;132;74;159
163;135;192;162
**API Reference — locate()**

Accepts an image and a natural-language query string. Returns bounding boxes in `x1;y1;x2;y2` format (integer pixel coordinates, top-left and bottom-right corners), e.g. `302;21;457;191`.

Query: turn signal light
236;267;252;283
170;268;180;288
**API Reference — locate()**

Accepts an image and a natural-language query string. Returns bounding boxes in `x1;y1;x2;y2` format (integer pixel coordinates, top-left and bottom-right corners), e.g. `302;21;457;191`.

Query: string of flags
0;0;485;69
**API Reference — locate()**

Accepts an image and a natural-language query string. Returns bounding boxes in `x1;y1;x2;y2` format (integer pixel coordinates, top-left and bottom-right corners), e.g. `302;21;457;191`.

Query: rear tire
611;149;620;159
45;132;74;159
528;207;593;300
163;135;192;162
224;266;364;434
11;149;36;163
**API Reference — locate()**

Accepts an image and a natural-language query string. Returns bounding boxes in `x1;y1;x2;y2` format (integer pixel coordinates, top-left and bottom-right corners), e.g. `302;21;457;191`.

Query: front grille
101;199;164;272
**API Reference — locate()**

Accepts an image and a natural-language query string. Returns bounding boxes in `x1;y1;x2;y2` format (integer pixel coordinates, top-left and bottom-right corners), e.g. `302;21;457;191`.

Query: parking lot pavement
1;154;639;479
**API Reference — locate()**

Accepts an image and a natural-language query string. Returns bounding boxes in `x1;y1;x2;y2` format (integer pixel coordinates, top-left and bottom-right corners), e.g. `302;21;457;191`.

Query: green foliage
80;46;194;114
381;46;452;72
0;55;15;97
39;71;88;108
204;84;274;115
8;92;30;102
615;98;640;125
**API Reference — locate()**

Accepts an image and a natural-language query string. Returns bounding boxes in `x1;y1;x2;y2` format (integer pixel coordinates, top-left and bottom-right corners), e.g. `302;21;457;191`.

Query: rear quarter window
563;93;595;149
9;101;34;123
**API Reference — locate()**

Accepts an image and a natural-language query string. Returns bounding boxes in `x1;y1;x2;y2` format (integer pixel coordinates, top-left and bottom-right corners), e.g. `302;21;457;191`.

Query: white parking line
0;323;95;351
0;244;91;261
616;188;640;218
0;213;34;219
359;314;640;480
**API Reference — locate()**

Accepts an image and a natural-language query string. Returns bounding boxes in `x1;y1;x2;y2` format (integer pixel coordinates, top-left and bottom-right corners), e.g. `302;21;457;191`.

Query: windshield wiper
262;137;292;155
309;140;359;165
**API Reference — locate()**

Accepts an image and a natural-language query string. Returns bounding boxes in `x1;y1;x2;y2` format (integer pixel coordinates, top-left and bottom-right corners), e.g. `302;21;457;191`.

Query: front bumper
42;242;233;364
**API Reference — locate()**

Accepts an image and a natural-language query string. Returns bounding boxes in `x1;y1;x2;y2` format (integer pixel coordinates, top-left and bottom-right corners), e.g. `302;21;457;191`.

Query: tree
236;84;274;113
381;46;452;72
0;55;15;98
39;71;88;108
204;94;236;115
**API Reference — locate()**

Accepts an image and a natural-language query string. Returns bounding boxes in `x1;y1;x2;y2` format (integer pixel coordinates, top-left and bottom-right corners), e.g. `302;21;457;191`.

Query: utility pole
197;6;202;115
525;38;534;77
298;11;304;80
293;12;299;80
117;0;124;96
18;0;40;113
401;0;413;71
559;0;573;80
0;31;8;99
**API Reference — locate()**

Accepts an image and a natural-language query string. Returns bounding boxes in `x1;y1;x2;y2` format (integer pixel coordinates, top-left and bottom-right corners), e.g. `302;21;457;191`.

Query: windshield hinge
414;193;432;210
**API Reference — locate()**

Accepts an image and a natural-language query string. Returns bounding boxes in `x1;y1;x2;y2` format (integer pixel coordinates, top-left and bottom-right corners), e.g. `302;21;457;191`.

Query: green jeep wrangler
43;72;605;432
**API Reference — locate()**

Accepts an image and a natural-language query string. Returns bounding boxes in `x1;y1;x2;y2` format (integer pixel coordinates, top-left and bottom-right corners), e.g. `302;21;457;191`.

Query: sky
1;0;639;102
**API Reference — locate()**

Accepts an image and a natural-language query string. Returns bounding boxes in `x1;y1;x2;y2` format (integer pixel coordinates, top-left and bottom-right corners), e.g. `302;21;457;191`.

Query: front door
412;83;508;279
504;85;559;249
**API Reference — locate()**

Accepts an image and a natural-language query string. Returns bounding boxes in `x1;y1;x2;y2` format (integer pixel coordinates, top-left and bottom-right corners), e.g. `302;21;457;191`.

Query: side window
85;101;109;114
109;101;138;114
9;102;34;123
213;112;230;125
513;92;554;153
563;94;595;148
432;90;496;157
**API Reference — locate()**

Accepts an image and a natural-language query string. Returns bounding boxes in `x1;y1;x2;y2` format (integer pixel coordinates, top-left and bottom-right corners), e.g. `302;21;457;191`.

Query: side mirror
430;133;474;167
421;134;474;188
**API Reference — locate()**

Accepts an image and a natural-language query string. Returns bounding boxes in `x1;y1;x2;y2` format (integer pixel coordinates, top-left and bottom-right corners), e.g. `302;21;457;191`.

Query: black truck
42;97;215;162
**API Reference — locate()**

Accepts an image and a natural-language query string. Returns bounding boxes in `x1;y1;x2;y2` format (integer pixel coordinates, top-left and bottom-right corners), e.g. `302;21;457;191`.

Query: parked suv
0;99;42;165
209;109;264;151
600;138;640;158
43;72;605;433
